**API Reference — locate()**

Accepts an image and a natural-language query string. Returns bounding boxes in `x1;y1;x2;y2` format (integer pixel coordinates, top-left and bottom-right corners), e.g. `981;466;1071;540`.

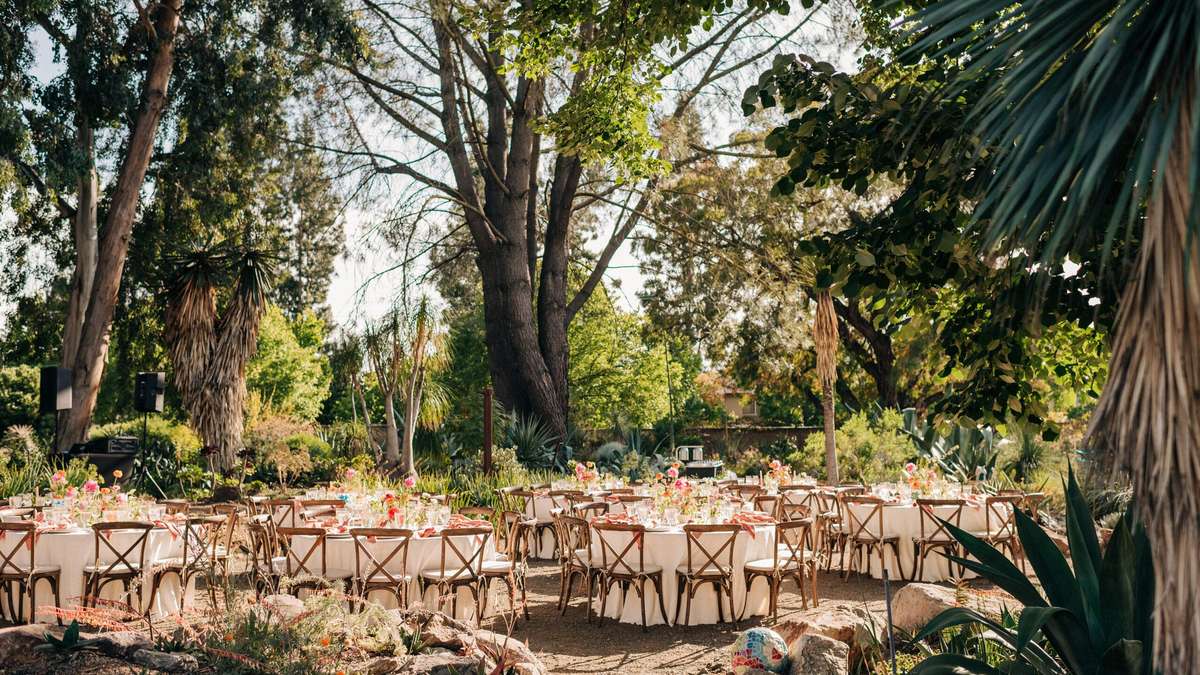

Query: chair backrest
267;498;301;527
507;519;535;566
591;522;649;577
728;484;762;501
0;521;37;575
90;522;154;576
776;519;811;566
573;501;609;519
247;514;279;574
434;526;492;583
511;490;540;519
681;524;739;576
778;489;813;522
160;499;190;515
606;488;634;495
497;510;523;555
275;526;329;577
1;508;35;521
350;527;413;586
916;498;966;542
302;499;346;509
547;490;581;512
615;495;651;504
984;495;1021;539
554;514;591;567
842;496;887;542
495;486;522;513
752;494;781;518
1021;492;1046;519
180;514;227;571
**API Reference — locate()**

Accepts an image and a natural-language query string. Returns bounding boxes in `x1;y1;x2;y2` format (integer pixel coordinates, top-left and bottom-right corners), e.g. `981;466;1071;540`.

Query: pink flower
904;462;917;475
345;468;358;480
666;466;679;479
83;480;99;494
403;476;416;489
50;470;66;485
65;486;77;497
770;459;782;469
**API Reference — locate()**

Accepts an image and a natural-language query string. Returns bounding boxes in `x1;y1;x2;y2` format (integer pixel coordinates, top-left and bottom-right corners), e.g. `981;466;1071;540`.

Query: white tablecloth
7;527;192;623
842;502;1008;581
588;525;776;626
293;532;498;621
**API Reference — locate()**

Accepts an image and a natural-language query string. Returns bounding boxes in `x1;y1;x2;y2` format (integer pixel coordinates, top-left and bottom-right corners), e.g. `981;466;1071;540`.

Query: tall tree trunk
476;247;567;440
60;0;183;450
401;387;418;476
1089;86;1200;672
58;120;98;444
821;380;838;483
382;389;400;465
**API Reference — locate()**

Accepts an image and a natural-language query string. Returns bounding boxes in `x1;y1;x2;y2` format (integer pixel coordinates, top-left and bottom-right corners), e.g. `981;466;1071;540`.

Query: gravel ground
485;561;895;675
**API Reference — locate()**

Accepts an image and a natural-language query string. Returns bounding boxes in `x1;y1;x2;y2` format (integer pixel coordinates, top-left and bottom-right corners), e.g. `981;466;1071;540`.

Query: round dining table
5;525;193;623
587;524;777;626
292;530;498;622
841;499;1010;582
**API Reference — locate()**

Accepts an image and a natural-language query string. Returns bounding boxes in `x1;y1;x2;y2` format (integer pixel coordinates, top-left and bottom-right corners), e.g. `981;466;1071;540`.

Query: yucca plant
908;467;1153;674
165;240;273;472
902;410;1000;483
502;411;559;471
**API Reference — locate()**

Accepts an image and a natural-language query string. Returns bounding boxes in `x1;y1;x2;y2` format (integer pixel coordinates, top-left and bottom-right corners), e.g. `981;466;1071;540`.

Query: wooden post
482;385;493;474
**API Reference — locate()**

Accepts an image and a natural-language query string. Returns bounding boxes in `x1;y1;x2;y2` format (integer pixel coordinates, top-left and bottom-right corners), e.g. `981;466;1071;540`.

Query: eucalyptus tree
0;0;361;449
313;0;830;441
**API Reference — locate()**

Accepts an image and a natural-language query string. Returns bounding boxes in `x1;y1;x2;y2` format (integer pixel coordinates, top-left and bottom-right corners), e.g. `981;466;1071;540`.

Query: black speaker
39;366;72;415
134;371;165;413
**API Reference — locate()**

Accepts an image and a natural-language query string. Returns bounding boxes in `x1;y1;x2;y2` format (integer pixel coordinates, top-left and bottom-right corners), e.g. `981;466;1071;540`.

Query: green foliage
909;468;1154;674
503;412;560;471
791;408;912;482
0;364;39;433
1004;426;1048;485
902;409;1000;483
36;621;102;656
246;305;332;421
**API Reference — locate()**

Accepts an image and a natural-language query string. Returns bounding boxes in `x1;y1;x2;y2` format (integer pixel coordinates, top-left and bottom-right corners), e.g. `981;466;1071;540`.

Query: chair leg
638;580;648;632
653;575;669;628
672;576;684;626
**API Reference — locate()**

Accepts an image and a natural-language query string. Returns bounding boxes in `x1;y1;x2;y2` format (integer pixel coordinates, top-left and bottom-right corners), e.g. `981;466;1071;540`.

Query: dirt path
485;561;895;674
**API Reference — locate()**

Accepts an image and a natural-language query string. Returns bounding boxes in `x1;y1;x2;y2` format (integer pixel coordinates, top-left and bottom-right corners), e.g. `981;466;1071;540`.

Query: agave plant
902;409;1000;483
502;411;559;470
909;467;1153;674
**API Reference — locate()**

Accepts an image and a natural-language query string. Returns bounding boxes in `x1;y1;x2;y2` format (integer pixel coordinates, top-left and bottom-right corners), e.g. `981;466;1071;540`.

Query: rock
93;630;153;658
779;606;875;646
474;629;546;675
392;608;473;650
260;593;306;620
891;583;1011;635
405;652;485;674
130;648;199;672
365;655;412;673
0;624;56;663
787;633;849;675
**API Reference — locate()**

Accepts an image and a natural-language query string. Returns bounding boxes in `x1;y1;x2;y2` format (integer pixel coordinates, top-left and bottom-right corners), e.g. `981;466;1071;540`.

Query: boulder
260;594;306;621
93;630;153;658
474;629;546;675
779;606;876;645
0;624;55;663
365;655;412;673
392;608;473;650
787;633;849;675
891;583;1011;635
130;648;200;672
405;652;485;674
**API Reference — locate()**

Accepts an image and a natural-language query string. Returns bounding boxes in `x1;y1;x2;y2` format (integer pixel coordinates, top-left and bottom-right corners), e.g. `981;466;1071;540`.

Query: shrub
91;417;202;462
0;365;39;432
791;409;912;482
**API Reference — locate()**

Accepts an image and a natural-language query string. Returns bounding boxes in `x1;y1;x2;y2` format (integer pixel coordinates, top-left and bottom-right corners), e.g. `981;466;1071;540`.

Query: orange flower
320;636;331;647
224;633;234;643
112;469;123;479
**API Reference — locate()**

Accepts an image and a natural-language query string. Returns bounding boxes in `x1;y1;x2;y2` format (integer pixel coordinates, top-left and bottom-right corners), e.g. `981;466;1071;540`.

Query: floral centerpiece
572;461;600;491
762;459;791;494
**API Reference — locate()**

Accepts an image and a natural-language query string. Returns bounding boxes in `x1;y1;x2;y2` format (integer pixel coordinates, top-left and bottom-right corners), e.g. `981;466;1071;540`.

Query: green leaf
1098;514;1135;650
942;519;1045;606
1015;606;1068;656
854;249;876;267
1064;465;1103;645
1100;639;1143;675
907;653;1004;675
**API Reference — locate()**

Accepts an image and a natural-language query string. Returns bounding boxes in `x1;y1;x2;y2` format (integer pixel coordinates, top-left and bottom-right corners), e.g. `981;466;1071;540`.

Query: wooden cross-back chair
675;524;740;627
840;496;901;579
418;526;492;625
246;514;282;599
149;514;227;612
726;484;762;503
553;513;598;620
572;501;610;520
266;498;302;528
591;522;669;631
981;495;1023;565
752;494;782;519
482;518;534;622
743;519;817;621
912;498;966;581
275;526;352;595
350;527;413;611
512;489;558;558
494;486;522;514
84;522;154;613
0;522;61;624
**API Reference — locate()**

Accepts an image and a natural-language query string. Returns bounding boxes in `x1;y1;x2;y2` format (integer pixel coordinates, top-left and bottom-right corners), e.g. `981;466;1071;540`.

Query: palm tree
165;242;272;472
909;3;1200;670
363;298;449;476
813;289;840;483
